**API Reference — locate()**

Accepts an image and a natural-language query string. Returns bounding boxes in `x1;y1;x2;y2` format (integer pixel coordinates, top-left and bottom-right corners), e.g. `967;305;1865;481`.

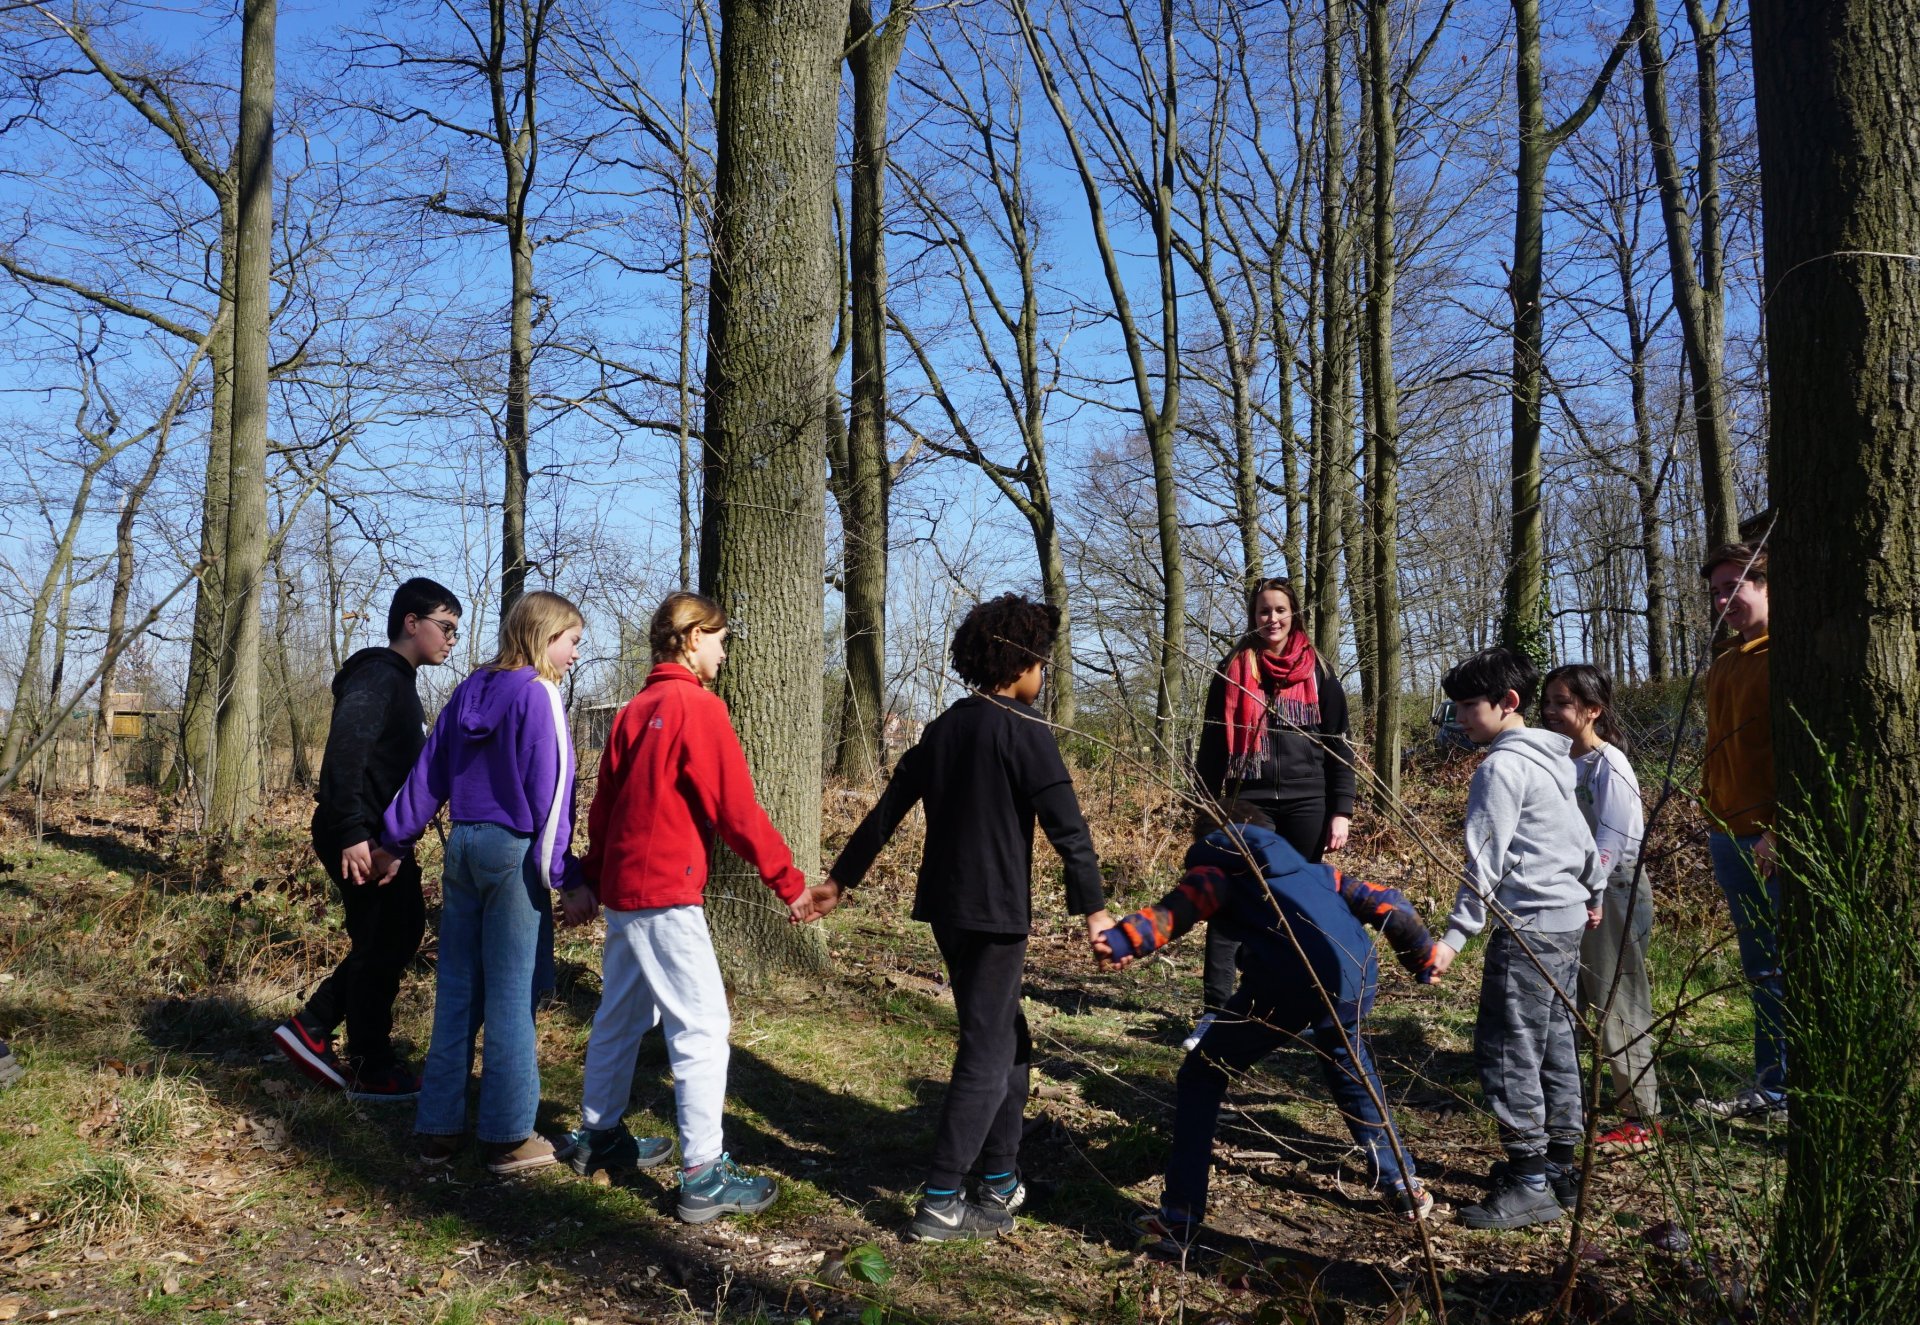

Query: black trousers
927;924;1031;1193
301;838;427;1071
1202;795;1327;1010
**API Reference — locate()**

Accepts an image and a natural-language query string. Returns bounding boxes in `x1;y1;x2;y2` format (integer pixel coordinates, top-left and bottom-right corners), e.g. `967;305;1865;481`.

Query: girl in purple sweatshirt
383;590;590;1176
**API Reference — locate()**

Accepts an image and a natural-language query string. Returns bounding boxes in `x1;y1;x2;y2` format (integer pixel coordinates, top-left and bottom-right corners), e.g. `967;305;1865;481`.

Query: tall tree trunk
699;0;842;982
270;533;312;789
1614;212;1673;682
1503;0;1633;661
1636;0;1739;550
1272;307;1305;583
834;0;913;783
95;435;169;794
1312;0;1349;659
1365;0;1402;804
208;0;275;832
177;234;236;803
1753;0;1920;1305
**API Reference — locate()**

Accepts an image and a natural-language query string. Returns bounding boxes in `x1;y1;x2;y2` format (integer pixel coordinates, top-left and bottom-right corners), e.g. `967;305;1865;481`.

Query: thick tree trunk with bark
1312;0;1349;660
833;0;912;783
208;0;275;832
1753;0;1920;1301
1636;0;1739;551
178;235;236;803
699;0;843;982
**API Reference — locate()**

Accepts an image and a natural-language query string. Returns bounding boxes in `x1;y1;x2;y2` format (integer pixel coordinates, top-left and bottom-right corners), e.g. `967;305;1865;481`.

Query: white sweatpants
580;904;730;1168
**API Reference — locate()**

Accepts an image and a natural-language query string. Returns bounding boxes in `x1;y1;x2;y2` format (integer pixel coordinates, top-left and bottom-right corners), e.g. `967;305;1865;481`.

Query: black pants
301;838;427;1071
927;925;1031;1193
1202;796;1327;1010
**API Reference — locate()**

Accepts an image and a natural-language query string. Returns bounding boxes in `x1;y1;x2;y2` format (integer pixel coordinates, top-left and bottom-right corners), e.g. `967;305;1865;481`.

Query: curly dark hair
950;593;1060;692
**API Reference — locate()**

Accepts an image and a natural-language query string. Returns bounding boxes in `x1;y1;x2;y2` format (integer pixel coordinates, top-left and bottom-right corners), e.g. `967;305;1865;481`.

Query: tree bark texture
1753;0;1920;1304
1636;0;1739;551
1364;0;1402;805
208;0;276;832
833;0;912;783
699;0;843;982
1312;0;1349;661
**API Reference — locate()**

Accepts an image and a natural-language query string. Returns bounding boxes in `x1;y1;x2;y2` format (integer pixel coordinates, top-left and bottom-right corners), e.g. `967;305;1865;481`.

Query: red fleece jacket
582;663;806;911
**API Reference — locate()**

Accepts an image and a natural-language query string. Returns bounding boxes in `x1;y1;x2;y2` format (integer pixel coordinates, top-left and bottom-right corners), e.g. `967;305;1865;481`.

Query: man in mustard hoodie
1695;542;1785;1123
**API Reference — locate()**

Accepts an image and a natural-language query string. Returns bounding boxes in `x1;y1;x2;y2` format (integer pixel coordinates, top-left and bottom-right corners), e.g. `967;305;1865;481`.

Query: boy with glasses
274;577;463;1099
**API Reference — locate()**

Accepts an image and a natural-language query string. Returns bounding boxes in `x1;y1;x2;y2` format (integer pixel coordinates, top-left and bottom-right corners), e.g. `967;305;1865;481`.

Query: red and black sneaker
272;1015;347;1091
346;1063;421;1103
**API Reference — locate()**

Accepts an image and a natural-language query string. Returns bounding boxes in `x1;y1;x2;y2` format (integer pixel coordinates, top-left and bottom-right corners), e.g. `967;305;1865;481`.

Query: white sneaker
1690;1086;1787;1124
1181;1012;1217;1053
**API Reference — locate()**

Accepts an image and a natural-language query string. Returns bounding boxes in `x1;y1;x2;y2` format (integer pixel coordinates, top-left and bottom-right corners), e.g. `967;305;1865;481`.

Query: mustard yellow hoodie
1703;633;1773;836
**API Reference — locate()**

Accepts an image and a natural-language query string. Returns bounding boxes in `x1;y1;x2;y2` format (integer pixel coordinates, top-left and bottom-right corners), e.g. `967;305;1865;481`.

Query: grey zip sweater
1442;726;1601;950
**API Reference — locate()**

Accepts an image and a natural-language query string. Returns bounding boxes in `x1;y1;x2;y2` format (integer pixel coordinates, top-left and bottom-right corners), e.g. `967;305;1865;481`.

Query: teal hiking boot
677;1154;778;1223
566;1122;672;1177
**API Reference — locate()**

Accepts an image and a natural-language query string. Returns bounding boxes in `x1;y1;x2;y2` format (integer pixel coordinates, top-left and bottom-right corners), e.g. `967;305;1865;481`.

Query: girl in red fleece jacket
565;592;816;1223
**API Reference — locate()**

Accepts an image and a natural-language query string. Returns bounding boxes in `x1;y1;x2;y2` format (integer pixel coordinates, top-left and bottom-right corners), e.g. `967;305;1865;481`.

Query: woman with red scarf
1187;579;1355;1045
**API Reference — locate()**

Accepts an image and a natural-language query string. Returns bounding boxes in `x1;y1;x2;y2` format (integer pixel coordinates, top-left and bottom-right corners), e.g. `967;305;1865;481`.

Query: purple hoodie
382;666;577;890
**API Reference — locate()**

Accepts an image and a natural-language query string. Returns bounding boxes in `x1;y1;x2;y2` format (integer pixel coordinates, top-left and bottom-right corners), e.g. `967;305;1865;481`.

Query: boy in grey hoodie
1428;647;1601;1231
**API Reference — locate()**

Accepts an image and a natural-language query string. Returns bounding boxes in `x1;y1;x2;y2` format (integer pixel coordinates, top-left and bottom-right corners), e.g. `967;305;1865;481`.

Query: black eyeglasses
418;616;460;642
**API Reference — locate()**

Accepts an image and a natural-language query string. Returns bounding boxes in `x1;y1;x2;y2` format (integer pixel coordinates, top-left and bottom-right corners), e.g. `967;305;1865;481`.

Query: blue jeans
415;823;552;1143
1708;831;1786;1092
1164;958;1412;1220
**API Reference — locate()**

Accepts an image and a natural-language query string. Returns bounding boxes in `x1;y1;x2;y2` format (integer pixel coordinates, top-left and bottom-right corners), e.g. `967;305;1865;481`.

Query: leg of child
1708;832;1787;1092
416;827;483;1137
974;1004;1031;1188
470;826;545;1144
640;907;730;1169
579;906;666;1132
1580;880;1661;1119
926;926;1028;1196
1537;930;1586;1172
1164;984;1299;1220
1200;925;1239;1014
1308;984;1414;1194
1476;928;1582;1180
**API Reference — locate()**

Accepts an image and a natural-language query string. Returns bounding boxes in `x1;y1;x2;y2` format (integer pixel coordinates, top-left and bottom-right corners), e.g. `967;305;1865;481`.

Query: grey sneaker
974;1168;1026;1214
677;1154;778;1223
1691;1086;1787;1123
0;1041;21;1091
1459;1171;1565;1231
908;1194;1014;1242
1490;1158;1582;1210
566;1122;673;1177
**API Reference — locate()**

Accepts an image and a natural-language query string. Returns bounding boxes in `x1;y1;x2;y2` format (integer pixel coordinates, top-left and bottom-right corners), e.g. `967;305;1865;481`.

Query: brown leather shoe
484;1133;574;1176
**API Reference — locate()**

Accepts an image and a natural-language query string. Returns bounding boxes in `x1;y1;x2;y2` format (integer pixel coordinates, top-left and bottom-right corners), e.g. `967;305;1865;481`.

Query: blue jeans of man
1164;959;1412;1220
1708;830;1786;1092
415;822;553;1143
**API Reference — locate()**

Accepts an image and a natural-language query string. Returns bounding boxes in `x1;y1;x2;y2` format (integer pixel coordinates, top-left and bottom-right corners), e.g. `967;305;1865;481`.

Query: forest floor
0;763;1780;1325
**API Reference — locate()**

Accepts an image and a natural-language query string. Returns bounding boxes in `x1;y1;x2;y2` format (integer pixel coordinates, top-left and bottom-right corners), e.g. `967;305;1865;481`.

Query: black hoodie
311;647;427;855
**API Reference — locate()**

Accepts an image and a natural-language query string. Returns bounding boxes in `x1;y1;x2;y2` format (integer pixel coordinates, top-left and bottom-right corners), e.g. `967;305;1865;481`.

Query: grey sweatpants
1578;878;1661;1120
1476;926;1584;1164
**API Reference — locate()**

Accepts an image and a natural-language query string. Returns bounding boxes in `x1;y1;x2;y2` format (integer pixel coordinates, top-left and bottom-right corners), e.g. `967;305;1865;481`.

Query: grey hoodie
1442;726;1600;951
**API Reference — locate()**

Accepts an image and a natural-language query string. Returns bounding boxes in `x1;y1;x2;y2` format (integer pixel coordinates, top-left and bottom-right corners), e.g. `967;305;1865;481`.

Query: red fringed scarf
1222;631;1321;780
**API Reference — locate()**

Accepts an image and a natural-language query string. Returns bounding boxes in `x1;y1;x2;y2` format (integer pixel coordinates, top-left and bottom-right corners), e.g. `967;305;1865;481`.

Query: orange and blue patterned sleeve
1103;866;1230;961
1333;868;1438;982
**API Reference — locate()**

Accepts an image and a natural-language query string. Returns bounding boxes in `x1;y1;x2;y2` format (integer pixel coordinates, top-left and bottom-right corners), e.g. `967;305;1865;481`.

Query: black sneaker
1460;1170;1565;1231
907;1194;1014;1242
565;1122;673;1177
273;1015;347;1091
1130;1208;1203;1259
345;1063;421;1103
974;1168;1027;1214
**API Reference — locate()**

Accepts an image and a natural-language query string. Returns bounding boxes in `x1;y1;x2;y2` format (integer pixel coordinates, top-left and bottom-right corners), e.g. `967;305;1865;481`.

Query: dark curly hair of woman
950;593;1060;692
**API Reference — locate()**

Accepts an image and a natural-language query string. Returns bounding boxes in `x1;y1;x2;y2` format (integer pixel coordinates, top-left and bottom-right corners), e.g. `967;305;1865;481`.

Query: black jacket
312;647;426;853
829;693;1106;933
1193;654;1356;817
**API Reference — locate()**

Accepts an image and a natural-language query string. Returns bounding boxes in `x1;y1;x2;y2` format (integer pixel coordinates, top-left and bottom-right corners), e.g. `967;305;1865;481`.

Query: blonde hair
649;591;727;664
487;590;585;683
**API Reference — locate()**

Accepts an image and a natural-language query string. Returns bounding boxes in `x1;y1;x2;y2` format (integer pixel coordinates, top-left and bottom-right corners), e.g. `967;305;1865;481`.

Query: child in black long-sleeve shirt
814;595;1111;1242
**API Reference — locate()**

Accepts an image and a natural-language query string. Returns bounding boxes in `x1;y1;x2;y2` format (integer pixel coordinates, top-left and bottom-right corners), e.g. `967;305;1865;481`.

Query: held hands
341;840;375;885
1587;905;1604;930
1326;814;1352;853
559;886;600;929
1428;940;1457;981
370;847;402;886
787;879;844;924
1085;910;1126;971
